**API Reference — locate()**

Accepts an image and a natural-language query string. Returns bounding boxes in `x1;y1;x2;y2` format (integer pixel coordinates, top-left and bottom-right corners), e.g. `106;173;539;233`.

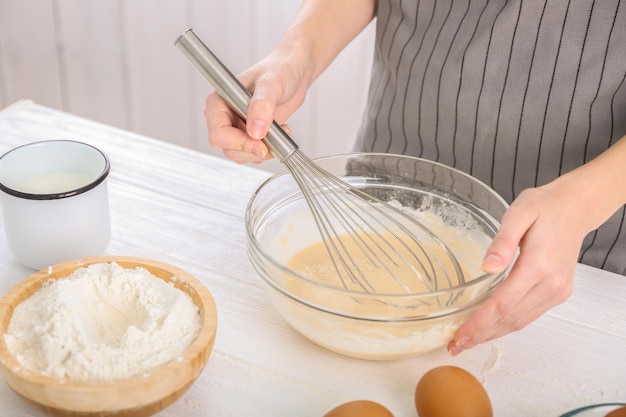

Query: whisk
175;28;465;294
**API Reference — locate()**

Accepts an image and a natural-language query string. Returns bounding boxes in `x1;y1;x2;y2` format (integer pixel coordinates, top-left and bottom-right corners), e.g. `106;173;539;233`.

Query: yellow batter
278;211;488;359
285;232;470;295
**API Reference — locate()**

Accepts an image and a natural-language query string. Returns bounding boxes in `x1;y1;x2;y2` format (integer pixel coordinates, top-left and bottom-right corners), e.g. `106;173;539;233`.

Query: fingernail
448;336;471;357
482;254;502;271
281;124;292;136
253;144;267;159
249;120;268;139
449;345;464;356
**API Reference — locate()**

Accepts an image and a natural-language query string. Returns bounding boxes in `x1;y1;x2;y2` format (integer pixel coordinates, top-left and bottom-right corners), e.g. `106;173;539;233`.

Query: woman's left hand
449;135;626;355
447;181;588;355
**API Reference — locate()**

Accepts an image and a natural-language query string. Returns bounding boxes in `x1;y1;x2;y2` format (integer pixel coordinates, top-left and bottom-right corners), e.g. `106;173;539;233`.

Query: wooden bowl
0;256;217;416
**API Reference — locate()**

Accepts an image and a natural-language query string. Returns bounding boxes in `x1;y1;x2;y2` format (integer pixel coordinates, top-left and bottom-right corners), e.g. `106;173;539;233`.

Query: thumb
482;205;534;273
482;234;518;274
246;79;283;140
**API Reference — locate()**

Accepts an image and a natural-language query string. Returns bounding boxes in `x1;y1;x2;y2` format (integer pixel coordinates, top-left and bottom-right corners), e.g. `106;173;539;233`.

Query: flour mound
4;262;201;381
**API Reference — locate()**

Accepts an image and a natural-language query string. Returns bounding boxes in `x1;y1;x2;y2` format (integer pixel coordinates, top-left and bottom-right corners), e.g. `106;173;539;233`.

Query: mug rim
0;140;110;201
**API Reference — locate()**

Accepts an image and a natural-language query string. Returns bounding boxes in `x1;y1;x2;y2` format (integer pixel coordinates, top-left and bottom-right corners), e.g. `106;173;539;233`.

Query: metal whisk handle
175;28;298;161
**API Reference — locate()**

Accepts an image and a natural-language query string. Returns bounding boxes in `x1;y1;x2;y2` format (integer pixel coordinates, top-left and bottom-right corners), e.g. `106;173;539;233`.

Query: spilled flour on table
4;262;201;381
482;342;502;377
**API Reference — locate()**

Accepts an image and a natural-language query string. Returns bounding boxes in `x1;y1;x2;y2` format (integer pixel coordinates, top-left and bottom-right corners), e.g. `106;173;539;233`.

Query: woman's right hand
204;0;376;164
204;51;310;164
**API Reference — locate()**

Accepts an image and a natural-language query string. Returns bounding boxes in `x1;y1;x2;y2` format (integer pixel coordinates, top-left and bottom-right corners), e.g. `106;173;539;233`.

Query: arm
206;0;376;163
449;134;626;355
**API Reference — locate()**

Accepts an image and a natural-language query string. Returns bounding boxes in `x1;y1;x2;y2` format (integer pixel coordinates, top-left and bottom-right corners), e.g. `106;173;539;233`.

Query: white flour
4;262;201;381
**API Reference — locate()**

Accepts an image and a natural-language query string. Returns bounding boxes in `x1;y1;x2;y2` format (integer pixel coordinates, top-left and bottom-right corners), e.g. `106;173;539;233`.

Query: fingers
203;49;308;164
448;264;563;355
205;68;296;164
205;91;271;163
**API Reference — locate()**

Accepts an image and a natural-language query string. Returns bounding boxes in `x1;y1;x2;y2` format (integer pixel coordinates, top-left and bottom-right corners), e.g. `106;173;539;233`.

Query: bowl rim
559;403;626;417
0;255;217;412
245;152;511;302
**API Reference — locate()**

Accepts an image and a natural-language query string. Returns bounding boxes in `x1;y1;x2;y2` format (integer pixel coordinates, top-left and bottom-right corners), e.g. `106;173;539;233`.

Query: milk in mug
16;172;93;194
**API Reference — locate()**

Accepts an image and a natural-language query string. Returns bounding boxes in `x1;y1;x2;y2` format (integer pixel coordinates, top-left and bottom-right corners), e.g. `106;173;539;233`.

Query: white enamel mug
0;140;111;270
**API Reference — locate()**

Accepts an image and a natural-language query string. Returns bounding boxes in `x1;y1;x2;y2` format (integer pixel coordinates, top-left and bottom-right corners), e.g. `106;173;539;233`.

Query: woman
204;0;626;355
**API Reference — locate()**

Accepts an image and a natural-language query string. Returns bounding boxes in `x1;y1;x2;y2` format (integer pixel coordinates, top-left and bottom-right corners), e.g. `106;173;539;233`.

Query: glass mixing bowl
246;153;511;360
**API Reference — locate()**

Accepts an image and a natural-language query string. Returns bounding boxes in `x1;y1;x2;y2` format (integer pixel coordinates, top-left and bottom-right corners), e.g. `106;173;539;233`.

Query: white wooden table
0;102;624;417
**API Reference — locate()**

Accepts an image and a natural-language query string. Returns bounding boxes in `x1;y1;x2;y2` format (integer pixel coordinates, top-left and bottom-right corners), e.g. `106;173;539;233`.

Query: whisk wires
284;150;466;294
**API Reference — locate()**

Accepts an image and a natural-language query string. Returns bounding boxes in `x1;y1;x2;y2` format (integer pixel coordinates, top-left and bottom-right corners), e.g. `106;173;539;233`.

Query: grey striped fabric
354;0;626;274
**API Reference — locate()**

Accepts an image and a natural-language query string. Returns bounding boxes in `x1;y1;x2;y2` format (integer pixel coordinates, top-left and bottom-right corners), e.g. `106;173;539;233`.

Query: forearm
546;134;626;232
277;0;376;89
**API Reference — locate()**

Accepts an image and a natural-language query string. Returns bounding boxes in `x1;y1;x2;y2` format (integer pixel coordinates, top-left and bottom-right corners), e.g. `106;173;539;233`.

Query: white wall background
0;0;375;172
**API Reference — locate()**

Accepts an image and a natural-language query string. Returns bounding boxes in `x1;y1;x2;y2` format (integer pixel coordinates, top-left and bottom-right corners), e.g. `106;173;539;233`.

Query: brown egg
415;366;492;417
606;405;626;417
323;400;394;417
